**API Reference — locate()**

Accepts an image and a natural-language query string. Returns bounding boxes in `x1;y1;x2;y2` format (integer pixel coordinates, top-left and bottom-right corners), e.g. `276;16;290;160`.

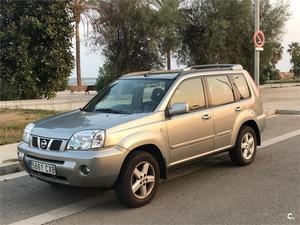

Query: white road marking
4;129;300;225
260;129;300;149
8;191;115;225
0;171;27;182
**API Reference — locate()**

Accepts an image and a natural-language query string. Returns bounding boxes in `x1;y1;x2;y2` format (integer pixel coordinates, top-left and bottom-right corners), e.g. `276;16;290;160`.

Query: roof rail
121;70;151;78
184;64;243;71
121;69;182;78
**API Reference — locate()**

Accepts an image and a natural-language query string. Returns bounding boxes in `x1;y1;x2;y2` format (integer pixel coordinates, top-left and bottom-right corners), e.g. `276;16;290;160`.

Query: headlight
23;123;35;143
67;130;105;150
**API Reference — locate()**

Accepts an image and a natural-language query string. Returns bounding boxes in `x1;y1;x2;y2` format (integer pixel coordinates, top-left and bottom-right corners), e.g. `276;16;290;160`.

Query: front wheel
114;151;159;208
229;126;257;166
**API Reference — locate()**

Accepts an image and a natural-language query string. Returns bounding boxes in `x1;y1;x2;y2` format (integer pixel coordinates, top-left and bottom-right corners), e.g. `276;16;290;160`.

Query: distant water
68;77;97;85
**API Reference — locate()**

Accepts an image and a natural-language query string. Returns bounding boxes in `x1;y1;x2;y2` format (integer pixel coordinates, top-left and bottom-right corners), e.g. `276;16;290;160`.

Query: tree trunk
75;0;81;91
167;50;171;70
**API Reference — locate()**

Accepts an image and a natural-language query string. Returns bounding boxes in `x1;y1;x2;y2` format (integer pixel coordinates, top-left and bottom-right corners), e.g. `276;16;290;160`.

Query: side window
231;74;250;100
206;75;234;106
169;78;206;111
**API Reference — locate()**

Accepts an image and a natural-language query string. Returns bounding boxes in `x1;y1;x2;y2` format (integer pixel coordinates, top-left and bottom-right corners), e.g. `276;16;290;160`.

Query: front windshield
83;79;173;114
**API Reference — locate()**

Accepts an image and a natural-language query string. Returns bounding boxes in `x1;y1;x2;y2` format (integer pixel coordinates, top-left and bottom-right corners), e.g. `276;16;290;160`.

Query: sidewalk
260;86;300;115
0;143;21;175
0;86;299;175
260;82;299;89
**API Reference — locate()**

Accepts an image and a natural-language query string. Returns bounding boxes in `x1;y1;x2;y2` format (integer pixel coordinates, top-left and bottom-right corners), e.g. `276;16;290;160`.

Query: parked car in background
18;64;266;207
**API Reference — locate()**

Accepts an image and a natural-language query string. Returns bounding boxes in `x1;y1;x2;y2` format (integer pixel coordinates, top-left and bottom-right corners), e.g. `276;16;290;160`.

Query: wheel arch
239;120;261;146
119;144;167;181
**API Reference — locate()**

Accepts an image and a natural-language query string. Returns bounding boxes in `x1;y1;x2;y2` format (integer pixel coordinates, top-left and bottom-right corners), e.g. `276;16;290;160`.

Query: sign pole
254;0;260;85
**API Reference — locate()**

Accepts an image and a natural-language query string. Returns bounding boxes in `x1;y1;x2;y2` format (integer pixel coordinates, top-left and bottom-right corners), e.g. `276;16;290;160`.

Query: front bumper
17;142;128;187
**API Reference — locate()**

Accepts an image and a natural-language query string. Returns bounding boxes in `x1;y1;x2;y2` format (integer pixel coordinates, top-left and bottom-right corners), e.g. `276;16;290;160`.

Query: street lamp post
254;0;260;85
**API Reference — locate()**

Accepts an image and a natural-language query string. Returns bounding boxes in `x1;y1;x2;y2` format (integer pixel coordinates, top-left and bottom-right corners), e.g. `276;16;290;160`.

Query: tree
148;0;183;69
178;0;289;81
260;41;283;81
72;0;90;89
287;42;300;78
89;0;163;90
0;0;74;100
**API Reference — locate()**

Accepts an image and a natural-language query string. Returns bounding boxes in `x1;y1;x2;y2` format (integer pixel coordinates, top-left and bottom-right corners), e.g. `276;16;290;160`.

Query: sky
275;0;300;72
71;0;300;78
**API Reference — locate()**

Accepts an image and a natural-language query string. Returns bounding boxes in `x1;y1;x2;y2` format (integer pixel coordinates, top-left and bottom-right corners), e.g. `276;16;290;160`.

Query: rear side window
206;75;234;106
169;78;205;111
231;74;250;100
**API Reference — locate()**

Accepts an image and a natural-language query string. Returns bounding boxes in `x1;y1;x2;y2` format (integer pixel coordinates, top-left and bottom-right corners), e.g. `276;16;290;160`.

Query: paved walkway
261;86;300;114
0;91;96;111
0;143;18;164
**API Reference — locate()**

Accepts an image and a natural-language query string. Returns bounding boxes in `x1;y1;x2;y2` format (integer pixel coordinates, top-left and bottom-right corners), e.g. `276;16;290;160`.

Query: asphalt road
0;115;299;225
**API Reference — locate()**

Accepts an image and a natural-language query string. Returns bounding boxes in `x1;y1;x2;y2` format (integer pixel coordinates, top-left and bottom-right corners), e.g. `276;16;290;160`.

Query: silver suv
18;64;266;207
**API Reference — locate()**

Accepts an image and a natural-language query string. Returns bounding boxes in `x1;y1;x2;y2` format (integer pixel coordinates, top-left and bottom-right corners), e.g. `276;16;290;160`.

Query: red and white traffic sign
253;31;265;48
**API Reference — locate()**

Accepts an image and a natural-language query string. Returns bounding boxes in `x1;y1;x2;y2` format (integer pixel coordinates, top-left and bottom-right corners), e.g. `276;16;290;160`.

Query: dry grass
0;109;57;145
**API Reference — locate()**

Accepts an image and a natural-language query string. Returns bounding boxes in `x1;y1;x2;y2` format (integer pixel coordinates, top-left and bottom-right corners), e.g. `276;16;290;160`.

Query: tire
229;126;257;166
114;151;160;208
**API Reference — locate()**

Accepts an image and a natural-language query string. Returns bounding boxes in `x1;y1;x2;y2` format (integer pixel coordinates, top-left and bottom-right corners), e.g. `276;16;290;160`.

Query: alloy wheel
131;161;155;199
241;132;255;160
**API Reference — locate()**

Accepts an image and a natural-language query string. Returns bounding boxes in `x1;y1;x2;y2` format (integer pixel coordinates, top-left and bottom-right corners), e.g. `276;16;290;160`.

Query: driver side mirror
167;102;189;116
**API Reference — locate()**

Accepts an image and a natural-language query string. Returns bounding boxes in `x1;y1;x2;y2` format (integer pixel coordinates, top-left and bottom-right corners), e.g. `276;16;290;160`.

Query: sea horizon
68;77;97;85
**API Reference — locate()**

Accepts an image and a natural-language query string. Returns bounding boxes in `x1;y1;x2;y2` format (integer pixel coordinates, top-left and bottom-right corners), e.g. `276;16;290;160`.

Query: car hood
31;110;148;139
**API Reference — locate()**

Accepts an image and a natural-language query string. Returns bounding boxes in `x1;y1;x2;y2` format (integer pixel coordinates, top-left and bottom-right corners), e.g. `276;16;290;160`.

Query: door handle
235;106;241;112
201;114;211;120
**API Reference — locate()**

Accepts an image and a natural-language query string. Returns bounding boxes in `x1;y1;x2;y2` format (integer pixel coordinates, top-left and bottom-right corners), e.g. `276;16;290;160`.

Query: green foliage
0;0;74;100
148;0;183;68
90;0;289;89
96;61;119;91
89;0;164;91
178;0;289;78
261;63;280;83
261;41;283;82
288;42;300;78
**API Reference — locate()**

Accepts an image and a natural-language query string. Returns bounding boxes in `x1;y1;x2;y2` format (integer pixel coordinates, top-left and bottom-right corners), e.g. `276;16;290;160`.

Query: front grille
32;136;38;148
50;140;62;151
31;136;65;151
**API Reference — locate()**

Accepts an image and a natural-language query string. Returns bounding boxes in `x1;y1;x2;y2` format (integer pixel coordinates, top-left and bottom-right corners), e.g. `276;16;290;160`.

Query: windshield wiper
95;108;129;114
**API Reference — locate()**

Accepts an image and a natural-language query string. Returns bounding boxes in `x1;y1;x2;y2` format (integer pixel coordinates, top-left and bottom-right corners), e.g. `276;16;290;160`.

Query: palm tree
72;0;89;90
287;42;300;57
271;42;283;65
148;0;182;70
287;42;300;78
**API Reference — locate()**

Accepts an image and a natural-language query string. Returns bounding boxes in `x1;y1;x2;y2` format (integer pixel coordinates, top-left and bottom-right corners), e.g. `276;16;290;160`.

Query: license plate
31;160;56;175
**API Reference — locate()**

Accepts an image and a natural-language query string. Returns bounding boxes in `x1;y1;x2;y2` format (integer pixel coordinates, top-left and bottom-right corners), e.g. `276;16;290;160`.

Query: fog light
80;165;90;175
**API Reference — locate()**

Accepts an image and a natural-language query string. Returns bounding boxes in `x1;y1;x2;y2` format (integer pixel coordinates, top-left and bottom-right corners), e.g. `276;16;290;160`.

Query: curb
259;83;300;89
0;162;23;176
276;109;300;115
265;109;276;117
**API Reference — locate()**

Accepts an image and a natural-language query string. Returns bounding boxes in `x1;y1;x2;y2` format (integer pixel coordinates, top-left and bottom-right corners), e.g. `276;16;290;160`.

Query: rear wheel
114;151;159;208
229;126;257;166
